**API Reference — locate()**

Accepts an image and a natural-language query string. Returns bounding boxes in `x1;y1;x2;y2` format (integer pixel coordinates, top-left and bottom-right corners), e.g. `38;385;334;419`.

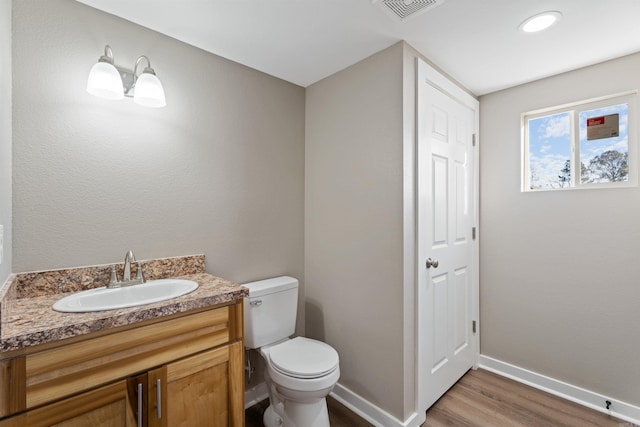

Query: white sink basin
52;279;199;313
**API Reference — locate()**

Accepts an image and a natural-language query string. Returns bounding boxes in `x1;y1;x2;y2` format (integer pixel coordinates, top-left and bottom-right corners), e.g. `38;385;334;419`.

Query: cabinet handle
156;378;162;419
137;383;143;427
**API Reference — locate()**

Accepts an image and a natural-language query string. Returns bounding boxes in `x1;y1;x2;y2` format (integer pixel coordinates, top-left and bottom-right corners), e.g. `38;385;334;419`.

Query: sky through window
526;103;629;189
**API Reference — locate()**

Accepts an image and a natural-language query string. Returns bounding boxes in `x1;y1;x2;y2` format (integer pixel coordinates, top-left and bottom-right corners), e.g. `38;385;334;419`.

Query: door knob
426;258;439;269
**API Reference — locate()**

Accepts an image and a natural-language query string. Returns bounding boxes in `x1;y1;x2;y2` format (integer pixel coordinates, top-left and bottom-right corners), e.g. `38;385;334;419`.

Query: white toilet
243;276;340;427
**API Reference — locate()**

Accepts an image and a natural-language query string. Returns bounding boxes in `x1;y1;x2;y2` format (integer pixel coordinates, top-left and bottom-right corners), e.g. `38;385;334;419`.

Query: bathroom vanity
0;255;248;427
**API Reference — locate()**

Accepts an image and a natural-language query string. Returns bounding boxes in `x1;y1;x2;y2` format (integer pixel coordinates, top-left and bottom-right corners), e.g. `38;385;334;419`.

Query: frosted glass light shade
86;61;124;100
519;11;562;33
134;72;166;108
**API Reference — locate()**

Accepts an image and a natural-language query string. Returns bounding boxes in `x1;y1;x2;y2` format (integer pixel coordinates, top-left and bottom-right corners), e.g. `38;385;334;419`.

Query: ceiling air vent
373;0;447;21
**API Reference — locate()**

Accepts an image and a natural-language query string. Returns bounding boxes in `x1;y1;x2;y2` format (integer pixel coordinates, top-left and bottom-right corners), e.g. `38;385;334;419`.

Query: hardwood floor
424;369;627;427
245;369;631;427
245;398;269;427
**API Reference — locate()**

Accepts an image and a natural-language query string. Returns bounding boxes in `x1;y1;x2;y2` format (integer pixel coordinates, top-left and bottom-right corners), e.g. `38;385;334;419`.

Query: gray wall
305;43;406;419
479;52;640;406
11;0;638;417
0;1;11;286
12;0;305;296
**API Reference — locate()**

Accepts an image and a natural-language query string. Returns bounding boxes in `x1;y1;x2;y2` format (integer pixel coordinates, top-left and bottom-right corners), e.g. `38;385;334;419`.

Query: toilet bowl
243;277;340;427
261;337;340;427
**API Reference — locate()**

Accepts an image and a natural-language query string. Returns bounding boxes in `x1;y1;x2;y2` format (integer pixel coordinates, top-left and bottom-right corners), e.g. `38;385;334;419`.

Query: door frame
415;57;480;414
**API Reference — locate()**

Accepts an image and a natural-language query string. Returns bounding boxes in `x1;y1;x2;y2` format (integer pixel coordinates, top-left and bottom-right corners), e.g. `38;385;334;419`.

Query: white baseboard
244;382;269;409
479;355;640;425
330;383;425;427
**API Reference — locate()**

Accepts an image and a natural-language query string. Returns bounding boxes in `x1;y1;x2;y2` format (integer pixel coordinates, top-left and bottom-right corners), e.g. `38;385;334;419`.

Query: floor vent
373;0;446;21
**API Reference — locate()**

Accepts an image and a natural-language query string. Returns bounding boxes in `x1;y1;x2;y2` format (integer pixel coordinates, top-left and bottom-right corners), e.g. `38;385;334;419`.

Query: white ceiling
76;0;640;96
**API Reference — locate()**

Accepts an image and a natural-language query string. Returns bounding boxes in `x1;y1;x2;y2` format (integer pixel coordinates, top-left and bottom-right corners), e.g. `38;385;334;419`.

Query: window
522;92;637;191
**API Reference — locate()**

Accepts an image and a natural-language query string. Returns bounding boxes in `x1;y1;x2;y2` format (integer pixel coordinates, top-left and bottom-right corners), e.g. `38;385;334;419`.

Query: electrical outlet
0;224;3;265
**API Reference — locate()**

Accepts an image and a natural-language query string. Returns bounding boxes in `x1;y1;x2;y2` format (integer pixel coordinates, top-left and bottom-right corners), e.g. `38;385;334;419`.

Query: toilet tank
243;276;299;349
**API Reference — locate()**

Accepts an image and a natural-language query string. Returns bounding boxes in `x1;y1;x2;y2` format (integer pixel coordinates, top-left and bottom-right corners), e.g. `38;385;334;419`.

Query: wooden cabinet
0;302;244;427
0;380;135;427
147;342;243;427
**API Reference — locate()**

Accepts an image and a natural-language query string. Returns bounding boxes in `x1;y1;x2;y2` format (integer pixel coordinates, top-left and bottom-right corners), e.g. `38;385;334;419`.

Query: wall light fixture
86;45;166;108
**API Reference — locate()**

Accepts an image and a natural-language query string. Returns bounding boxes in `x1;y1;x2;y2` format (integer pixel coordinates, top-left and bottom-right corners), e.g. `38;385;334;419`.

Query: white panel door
417;59;478;410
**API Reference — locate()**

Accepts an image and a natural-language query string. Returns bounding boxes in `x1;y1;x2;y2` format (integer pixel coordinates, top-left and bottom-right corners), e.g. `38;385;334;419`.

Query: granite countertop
0;255;248;353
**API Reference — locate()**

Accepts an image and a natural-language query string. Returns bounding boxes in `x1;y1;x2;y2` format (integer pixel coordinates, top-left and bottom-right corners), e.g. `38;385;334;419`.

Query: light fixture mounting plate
115;65;135;97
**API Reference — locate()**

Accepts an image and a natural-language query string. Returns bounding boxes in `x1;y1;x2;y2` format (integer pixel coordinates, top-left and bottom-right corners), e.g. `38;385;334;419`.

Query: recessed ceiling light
519;11;562;33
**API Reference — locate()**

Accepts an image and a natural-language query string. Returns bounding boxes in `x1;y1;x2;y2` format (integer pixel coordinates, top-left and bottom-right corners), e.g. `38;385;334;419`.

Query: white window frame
522;90;638;192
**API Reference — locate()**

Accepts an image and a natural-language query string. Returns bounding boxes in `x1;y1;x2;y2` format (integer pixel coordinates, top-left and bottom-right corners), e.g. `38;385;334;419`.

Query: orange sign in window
586;113;619;140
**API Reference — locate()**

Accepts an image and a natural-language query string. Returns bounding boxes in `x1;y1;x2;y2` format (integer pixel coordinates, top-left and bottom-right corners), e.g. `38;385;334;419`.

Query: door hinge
472;227;476;240
472;320;477;334
472;133;476;147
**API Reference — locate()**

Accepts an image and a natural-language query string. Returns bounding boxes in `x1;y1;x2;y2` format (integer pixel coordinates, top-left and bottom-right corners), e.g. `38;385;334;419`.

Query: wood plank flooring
424;369;628;427
245;369;632;427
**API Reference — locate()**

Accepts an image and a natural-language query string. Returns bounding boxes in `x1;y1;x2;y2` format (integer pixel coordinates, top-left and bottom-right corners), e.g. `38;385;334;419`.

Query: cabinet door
10;380;136;427
0;414;24;427
148;342;244;427
24;308;231;413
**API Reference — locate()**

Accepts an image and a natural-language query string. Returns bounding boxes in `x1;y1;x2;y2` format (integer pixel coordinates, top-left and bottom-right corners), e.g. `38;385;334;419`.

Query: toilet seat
268;337;339;379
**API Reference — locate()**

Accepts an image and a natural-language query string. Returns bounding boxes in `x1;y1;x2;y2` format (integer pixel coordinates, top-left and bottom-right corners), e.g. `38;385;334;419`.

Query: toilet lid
269;337;339;379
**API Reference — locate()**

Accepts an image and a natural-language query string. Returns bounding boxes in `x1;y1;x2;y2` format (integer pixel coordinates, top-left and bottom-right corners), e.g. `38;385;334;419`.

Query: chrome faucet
108;250;145;288
123;250;135;281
